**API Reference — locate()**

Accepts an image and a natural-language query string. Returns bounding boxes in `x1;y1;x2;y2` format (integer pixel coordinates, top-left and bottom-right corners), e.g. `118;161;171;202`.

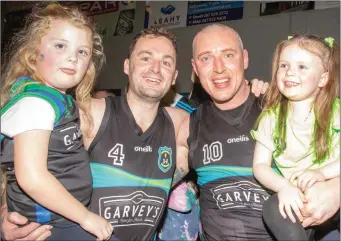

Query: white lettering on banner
211;181;270;210
99;191;164;227
78;1;119;16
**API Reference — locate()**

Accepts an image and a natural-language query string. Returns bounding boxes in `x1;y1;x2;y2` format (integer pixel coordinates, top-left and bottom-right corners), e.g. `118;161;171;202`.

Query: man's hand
1;206;52;241
301;177;340;227
248;79;269;97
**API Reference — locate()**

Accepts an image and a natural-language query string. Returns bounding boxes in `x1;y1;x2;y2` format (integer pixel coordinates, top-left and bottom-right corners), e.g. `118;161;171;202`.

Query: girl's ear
318;72;329;88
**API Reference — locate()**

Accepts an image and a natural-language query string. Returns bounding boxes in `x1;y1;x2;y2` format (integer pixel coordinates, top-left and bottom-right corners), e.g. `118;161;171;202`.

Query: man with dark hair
128;28;177;59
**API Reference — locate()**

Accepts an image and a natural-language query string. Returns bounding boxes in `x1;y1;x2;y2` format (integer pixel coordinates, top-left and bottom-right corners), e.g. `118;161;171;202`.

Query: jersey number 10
203;141;223;165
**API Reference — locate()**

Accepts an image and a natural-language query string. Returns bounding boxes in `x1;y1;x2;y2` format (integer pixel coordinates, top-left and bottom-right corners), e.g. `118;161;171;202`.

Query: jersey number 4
108;143;125;166
203;141;223;165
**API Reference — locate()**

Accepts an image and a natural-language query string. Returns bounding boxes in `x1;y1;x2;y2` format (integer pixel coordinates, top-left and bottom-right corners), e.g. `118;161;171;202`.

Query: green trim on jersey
1;77;73;141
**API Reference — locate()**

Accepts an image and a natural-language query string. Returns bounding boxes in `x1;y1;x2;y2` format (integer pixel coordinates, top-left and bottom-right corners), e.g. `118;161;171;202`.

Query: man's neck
126;91;160;132
213;82;250;111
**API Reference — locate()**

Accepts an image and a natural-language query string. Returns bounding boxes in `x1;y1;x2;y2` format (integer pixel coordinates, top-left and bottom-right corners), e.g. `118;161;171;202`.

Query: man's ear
123;59;129;75
191;59;198;76
172;70;178;85
243;49;249;70
318;72;329;88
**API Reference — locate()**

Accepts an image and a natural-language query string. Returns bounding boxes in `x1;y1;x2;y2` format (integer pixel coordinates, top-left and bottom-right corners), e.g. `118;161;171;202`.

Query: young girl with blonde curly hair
0;3;115;240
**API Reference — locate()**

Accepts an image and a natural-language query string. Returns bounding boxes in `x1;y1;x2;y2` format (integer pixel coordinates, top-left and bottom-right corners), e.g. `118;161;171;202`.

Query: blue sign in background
187;1;244;26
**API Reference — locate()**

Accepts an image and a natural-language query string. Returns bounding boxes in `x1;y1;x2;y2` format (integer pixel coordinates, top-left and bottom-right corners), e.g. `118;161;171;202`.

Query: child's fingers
102;227;110;241
104;229;111;241
300;175;313;192
307;178;317;189
96;232;104;241
106;226;113;240
289;171;303;184
297;173;308;190
278;202;287;219
299;192;307;203
102;226;110;240
293;200;304;221
295;195;304;209
285;203;296;223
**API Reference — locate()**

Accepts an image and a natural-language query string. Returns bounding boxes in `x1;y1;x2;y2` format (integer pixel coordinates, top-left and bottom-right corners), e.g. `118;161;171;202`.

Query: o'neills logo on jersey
211;181;270;210
134;145;152;152
158;146;172;173
99;191;164;227
226;135;249;144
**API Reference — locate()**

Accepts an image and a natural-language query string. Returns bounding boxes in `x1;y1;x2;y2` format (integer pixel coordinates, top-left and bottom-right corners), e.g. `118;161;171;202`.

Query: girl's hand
80;211;113;240
289;170;325;192
278;182;307;223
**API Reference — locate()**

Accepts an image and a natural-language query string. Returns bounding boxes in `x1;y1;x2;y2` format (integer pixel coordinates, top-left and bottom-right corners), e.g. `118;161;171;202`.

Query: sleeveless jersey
188;94;273;241
1;80;92;225
88;95;176;241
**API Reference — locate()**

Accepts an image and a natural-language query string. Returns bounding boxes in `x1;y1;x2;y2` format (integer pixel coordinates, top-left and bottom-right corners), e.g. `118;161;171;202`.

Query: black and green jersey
188;93;273;241
88;95;176;241
1;77;92;225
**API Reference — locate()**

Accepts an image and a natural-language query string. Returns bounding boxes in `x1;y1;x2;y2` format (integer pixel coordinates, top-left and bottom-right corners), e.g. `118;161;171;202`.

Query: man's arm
164;107;191;187
302;177;340;227
81;97;106;150
173;115;191;187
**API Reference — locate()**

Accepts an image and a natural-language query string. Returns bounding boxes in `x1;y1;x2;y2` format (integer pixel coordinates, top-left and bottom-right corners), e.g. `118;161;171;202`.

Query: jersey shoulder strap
188;104;203;168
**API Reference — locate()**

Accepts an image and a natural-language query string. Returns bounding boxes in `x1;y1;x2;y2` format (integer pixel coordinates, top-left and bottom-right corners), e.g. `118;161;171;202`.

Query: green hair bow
324;37;334;48
287;35;334;48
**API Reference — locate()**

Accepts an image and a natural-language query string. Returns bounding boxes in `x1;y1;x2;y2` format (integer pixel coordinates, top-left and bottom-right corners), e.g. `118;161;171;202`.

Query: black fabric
263;194;315;241
225;100;247;119
188;93;274;241
190;83;211;104
88;95;176;241
47;221;119;240
1;97;92;225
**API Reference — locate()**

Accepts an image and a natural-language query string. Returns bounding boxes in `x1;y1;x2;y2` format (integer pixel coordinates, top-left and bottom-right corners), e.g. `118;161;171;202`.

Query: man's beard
136;86;167;104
